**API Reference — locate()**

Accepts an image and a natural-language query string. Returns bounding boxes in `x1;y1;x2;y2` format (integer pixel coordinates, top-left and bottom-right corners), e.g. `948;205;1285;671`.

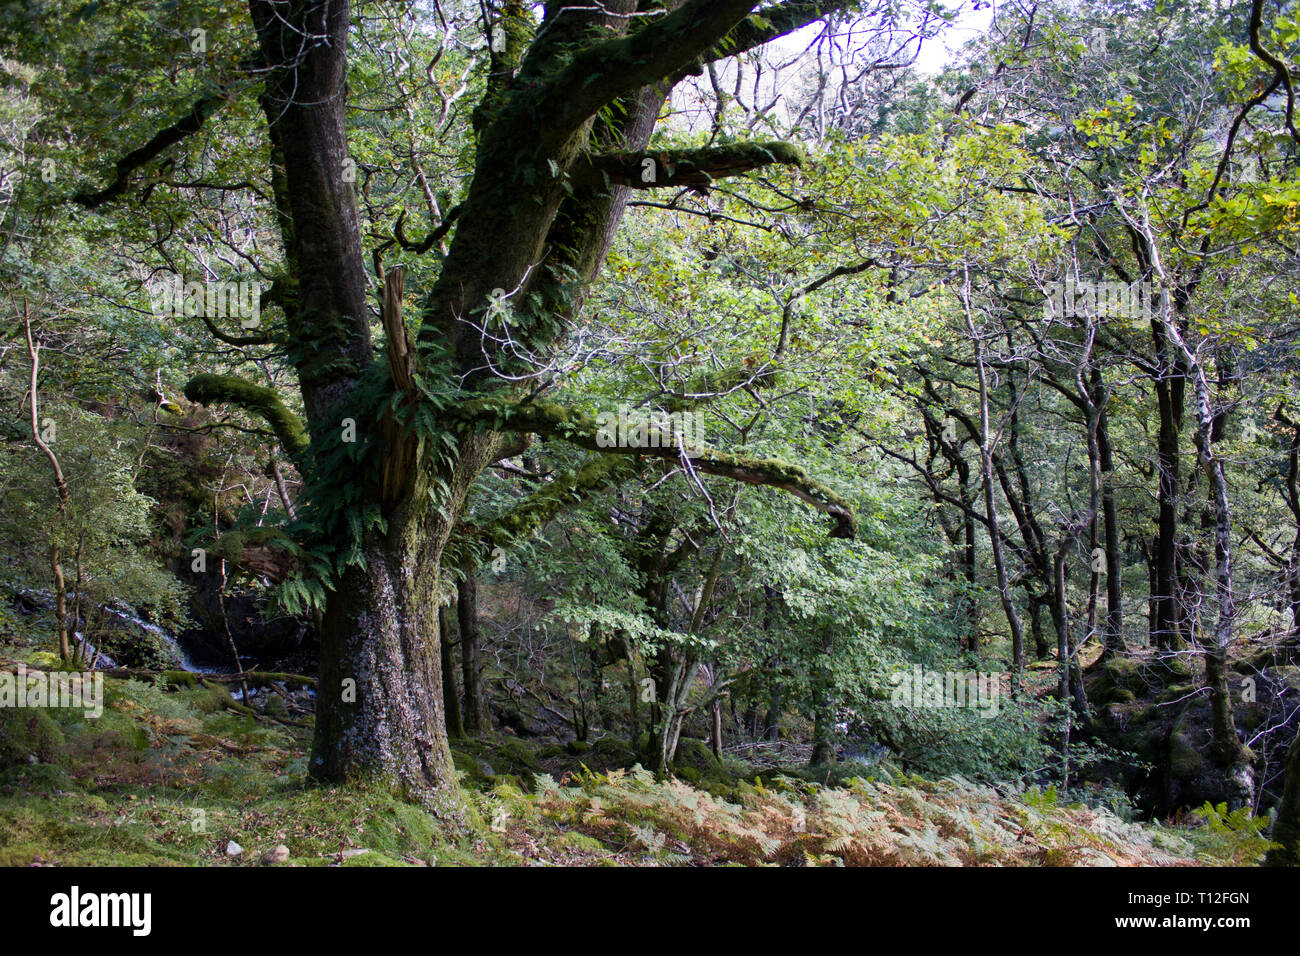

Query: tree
53;0;871;808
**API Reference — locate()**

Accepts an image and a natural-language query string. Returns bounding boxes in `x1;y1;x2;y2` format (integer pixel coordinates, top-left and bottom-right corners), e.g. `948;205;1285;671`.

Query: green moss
184;374;309;459
554;830;605;852
1156;683;1196;704
1168;711;1206;780
0;707;66;768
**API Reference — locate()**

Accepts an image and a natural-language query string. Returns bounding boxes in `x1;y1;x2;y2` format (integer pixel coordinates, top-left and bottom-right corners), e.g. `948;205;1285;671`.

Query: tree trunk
1094;370;1125;659
1028;593;1050;661
711;699;723;759
1129;209;1251;787
458;570;492;735
1153;374;1184;652
440;606;464;739
311;524;461;813
1266;731;1300;866
962;279;1024;684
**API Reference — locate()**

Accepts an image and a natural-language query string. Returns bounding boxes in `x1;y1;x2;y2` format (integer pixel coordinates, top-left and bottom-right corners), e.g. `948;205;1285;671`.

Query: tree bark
1266;731;1300;866
962;273;1024;684
1094;367;1125;658
440;606;464;739
458;570;491;736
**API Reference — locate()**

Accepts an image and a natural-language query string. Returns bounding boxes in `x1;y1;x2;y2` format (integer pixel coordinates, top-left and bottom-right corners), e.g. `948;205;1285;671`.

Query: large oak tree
66;0;864;809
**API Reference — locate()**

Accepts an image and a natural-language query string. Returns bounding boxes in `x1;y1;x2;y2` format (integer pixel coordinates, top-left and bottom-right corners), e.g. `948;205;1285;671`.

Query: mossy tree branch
464;454;645;561
530;0;760;145
680;0;855;78
573;141;804;192
453;399;856;538
184;373;309;461
71;91;230;208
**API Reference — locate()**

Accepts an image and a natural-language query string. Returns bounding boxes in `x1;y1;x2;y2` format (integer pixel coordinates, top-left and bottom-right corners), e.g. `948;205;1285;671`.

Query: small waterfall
13;588;216;674
102;604;219;673
70;632;118;669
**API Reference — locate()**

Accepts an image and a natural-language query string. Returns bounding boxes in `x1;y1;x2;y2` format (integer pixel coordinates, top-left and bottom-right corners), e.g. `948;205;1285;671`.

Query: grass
0;640;1246;867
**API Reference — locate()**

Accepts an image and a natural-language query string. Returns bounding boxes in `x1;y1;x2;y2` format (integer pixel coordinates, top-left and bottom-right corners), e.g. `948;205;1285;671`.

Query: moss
672;738;721;773
1091;656;1147;704
1156;683;1196;704
1144;656;1192;682
554;830;605;852
0;707;66;769
1169;712;1206;780
179;683;238;715
184;373;309;459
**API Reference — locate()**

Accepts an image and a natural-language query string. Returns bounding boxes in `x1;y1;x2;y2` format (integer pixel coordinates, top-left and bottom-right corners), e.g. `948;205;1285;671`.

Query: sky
770;0;999;75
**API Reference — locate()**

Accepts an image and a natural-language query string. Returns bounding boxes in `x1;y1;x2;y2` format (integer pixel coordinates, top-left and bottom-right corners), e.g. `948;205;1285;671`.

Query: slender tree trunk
440;606;464;739
711;699;723;758
1153;374;1185;652
1094;368;1125;658
1054;548;1072;788
1128;209;1250;786
25;308;71;661
962;272;1024;684
50;546;69;661
458;570;491;736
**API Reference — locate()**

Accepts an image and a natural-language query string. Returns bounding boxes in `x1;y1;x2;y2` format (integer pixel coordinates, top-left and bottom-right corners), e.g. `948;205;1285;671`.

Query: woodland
0;0;1299;869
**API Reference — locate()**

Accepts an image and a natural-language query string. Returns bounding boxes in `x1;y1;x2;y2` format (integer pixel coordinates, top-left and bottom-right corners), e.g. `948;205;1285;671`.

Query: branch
464;454;646;562
573;140;803;191
454;398;856;538
184;373;309;460
681;0;854;76
72;92;229;208
1249;0;1300;147
537;0;760;139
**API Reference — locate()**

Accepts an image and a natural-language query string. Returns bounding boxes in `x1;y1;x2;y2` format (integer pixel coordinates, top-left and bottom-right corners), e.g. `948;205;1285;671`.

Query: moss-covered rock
1169;711;1206;780
673;738;721;772
0;707;66;769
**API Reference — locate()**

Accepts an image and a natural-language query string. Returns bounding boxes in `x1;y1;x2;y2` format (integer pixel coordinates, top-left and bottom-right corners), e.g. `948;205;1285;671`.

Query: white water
15;588;216;674
102;604;214;673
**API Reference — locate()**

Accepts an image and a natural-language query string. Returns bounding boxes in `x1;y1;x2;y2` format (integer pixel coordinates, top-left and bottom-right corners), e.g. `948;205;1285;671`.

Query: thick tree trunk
242;0;845;807
1028;593;1050;661
810;696;836;767
311;526;461;812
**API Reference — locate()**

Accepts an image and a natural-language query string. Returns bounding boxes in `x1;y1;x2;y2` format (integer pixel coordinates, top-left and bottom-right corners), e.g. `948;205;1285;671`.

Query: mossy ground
0;638;1245;867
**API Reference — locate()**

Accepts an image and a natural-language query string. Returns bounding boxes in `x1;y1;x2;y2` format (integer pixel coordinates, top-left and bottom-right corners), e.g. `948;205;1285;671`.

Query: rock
225;840;243;857
340;848;369;860
260;844;290;865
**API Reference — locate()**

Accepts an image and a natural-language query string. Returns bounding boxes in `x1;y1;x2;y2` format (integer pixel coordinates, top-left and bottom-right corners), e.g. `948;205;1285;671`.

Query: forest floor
0;638;1263;867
